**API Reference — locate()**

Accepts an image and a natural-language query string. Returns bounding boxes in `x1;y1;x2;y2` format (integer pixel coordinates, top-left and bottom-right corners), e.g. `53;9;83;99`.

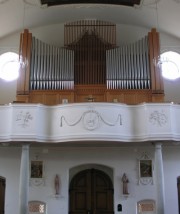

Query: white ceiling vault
0;0;180;41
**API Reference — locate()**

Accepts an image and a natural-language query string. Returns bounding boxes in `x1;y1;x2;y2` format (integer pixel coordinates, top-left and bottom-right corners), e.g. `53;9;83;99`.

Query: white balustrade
0;102;179;143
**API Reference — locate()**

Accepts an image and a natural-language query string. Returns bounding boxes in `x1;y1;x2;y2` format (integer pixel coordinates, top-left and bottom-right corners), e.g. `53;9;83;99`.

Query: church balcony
0;102;179;144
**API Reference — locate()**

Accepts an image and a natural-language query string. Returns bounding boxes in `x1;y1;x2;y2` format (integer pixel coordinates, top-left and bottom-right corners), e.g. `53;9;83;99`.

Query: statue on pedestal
54;174;60;195
122;173;129;195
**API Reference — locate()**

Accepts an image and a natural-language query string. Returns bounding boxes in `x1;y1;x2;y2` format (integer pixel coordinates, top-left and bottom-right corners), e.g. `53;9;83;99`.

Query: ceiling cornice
40;0;141;7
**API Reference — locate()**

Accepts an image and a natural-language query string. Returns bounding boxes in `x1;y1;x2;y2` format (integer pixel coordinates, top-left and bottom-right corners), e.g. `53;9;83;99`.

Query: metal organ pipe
106;36;150;90
30;37;74;90
30;37;35;90
30;34;150;91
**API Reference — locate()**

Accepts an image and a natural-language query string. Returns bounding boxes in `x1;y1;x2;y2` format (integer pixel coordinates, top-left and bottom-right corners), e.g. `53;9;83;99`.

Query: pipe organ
30;37;74;91
16;20;164;105
106;36;150;90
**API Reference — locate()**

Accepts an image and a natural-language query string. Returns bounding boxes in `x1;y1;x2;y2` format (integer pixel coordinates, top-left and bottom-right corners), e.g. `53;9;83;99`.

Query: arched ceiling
0;0;180;40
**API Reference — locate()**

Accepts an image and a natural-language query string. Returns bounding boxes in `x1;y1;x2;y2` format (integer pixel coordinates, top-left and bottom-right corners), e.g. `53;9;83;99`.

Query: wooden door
0;177;5;214
69;169;114;214
177;176;180;214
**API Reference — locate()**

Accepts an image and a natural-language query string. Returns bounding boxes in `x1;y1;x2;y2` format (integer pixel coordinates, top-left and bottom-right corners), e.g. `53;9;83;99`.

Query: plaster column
154;143;165;214
19;144;30;214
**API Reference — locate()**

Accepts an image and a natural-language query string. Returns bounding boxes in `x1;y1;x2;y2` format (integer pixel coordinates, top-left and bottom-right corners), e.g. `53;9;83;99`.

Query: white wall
0;147;21;214
0;144;178;214
163;145;180;214
0;79;17;105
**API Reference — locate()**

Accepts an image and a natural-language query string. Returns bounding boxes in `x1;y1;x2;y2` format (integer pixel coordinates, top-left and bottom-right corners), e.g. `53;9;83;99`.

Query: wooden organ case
16;20;164;105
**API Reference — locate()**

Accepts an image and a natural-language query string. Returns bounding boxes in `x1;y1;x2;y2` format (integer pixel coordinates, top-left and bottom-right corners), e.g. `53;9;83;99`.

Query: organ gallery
16;20;164;105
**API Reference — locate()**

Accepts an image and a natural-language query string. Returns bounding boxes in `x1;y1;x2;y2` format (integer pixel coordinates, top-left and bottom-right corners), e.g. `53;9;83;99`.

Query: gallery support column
154;143;165;214
19;144;30;214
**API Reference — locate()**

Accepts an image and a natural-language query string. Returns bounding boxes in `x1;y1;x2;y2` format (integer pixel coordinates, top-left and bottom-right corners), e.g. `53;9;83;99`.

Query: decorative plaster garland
60;109;122;131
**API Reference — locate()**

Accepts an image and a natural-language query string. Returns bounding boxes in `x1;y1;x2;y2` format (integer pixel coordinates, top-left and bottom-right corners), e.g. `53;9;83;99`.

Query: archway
69;167;114;214
0;176;5;214
177;176;180;214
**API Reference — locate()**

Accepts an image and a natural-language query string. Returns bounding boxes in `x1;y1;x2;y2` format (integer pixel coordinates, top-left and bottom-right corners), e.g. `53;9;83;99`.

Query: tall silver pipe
30;37;35;90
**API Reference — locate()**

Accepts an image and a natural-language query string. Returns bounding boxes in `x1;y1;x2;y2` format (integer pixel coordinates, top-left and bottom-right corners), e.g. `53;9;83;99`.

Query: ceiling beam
40;0;141;7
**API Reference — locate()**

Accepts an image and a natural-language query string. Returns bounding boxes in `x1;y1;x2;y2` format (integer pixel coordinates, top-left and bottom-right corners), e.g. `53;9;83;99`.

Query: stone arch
0;176;6;214
177;176;180;214
69;163;114;183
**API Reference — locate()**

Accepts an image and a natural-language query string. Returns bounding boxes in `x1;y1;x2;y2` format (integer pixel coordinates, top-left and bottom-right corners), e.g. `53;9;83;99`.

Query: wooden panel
106;92;125;103
0;178;5;214
152;93;164;103
136;92;152;104
124;93;137;104
69;170;91;214
25;32;32;93
75;85;106;102
16;88;164;105
59;92;75;104
28;90;74;105
148;28;164;93
75;95;105;103
69;169;114;214
44;94;59;105
29;93;45;104
17;29;32;94
106;89;152;104
16;95;29;103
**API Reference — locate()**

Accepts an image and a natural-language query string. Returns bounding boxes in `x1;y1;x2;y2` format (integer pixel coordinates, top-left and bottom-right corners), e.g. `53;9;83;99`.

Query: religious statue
122;173;129;195
54;174;60;195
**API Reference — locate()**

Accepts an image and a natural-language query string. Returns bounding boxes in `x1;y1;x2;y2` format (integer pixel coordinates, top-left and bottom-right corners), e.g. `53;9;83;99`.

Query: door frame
0;176;6;214
69;164;114;214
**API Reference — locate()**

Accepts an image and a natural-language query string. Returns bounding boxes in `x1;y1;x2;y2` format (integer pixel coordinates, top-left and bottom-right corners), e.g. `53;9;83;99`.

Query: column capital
22;144;30;150
154;142;163;149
